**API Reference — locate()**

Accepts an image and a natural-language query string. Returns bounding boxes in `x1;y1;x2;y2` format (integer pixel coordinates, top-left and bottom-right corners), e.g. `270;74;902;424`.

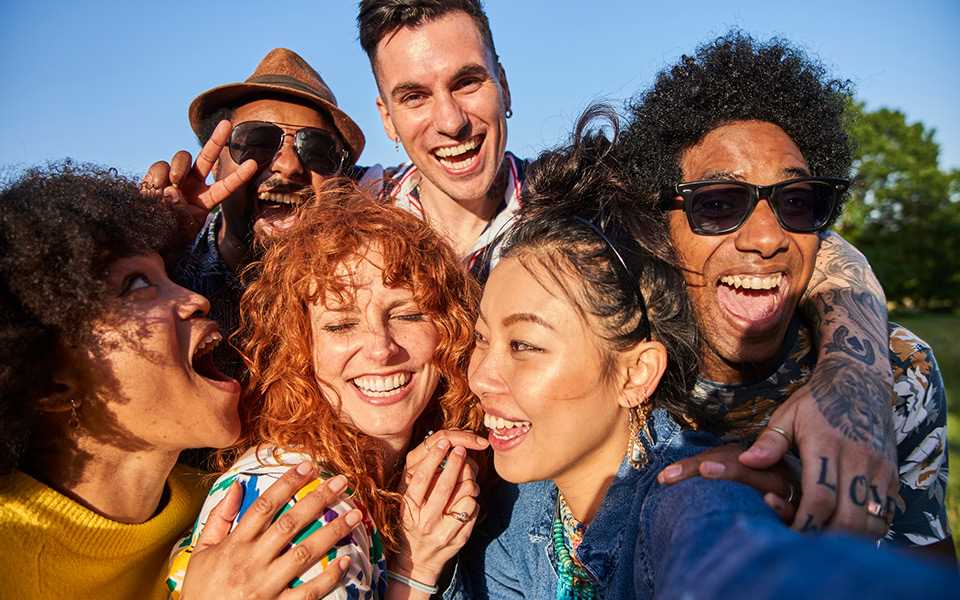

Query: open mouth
255;189;309;222
351;372;413;399
483;412;531;448
432;135;483;173
716;272;787;326
191;330;236;386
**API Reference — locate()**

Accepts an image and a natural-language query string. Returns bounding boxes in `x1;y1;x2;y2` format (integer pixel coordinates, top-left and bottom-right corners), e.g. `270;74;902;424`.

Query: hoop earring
504;108;513;119
68;398;82;430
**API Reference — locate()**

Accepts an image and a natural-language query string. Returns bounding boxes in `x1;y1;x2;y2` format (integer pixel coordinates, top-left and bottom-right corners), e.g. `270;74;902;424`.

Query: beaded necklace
553;492;595;600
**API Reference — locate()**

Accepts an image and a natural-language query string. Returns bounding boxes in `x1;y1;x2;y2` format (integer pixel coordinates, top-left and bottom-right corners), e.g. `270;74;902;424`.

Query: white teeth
433;137;480;158
352;372;411;396
258;192;300;205
483;413;531;430
195;332;222;358
719;272;783;291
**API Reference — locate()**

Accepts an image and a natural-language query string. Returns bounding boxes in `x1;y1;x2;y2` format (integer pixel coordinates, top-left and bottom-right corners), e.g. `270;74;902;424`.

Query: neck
24;426;178;524
378;432;413;481
416;159;510;258
553;411;631;525
217;220;250;272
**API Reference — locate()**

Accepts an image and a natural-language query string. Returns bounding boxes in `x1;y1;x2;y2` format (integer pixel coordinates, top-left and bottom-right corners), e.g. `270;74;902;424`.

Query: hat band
247;75;335;104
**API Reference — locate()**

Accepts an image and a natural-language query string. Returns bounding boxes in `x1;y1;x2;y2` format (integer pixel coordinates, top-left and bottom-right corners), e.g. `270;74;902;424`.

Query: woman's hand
393;430;487;587
658;443;801;524
180;462;361;599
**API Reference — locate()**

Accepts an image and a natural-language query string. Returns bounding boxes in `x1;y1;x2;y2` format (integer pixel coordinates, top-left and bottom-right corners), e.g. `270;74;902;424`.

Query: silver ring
866;500;886;520
424;430;435;449
446;511;470;523
785;483;797;505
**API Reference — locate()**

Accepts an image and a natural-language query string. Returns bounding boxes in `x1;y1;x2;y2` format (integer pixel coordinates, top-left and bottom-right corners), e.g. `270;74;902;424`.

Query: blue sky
1;0;957;178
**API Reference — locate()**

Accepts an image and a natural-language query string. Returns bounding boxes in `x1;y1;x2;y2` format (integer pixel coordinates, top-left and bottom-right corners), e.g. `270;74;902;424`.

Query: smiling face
74;253;241;450
373;10;510;207
216;98;340;242
308;248;442;450
468;255;633;486
670;120;820;382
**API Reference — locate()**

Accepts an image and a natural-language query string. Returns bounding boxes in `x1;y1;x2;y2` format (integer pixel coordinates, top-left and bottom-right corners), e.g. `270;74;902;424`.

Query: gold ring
785;483;797;505
767;425;793;445
446;511;470;523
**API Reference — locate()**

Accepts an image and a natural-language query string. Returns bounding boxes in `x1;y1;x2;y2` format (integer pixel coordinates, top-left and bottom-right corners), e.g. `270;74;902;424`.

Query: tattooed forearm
810;356;897;461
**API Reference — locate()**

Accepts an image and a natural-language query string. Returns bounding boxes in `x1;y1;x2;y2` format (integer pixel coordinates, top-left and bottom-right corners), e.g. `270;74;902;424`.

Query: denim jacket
456;409;956;600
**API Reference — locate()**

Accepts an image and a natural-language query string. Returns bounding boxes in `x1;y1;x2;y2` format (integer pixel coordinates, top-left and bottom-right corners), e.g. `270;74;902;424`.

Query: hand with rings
392;429;488;588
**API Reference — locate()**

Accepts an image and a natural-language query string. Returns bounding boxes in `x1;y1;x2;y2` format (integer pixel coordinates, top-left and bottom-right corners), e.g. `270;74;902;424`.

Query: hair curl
0;161;179;474
618;31;854;225
220;179;482;552
502;105;702;423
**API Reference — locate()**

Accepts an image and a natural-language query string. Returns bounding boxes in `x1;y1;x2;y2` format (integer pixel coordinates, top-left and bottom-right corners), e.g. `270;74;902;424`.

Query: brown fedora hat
188;48;365;162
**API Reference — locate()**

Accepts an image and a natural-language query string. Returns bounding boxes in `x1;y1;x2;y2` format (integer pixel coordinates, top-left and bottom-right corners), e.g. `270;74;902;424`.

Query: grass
889;311;959;553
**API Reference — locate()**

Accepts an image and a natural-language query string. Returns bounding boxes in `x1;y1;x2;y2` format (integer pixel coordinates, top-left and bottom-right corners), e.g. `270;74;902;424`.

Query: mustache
256;178;312;198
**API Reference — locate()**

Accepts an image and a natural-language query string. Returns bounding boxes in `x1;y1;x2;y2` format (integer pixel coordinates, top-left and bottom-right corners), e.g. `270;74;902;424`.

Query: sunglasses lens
229;122;282;167
689;184;753;234
775;181;834;231
296;129;345;175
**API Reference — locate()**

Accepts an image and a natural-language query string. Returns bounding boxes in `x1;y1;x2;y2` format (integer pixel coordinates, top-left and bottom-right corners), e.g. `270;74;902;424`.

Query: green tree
838;101;960;309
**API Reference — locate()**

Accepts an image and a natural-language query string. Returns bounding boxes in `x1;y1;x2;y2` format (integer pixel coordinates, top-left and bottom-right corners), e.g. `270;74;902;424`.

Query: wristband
386;570;439;595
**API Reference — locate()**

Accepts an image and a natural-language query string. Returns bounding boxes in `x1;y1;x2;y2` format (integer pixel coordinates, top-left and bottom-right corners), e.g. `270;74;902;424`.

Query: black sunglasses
228;121;349;176
665;177;849;235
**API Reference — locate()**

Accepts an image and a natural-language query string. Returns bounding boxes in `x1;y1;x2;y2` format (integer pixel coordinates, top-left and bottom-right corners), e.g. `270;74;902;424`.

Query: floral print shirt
691;319;950;547
167;447;387;599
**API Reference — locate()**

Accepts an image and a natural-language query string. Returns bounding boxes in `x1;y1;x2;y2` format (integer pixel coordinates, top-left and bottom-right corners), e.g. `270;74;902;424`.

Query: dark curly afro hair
618;31;854;225
0;161;180;474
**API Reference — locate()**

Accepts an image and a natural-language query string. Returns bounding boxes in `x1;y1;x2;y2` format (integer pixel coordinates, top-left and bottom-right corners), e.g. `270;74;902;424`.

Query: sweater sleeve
166;462;385;599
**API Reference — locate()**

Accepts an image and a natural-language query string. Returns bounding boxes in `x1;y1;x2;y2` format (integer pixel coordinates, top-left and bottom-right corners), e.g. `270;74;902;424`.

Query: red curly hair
217;179;482;553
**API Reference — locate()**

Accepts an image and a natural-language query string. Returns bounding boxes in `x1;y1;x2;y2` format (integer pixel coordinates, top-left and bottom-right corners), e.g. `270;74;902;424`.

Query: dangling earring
504;108;513;119
68;398;82;430
628;394;652;468
394;136;400;151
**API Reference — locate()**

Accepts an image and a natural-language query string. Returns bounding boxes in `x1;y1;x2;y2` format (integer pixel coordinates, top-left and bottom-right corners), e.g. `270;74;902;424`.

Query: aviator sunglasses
664;177;849;235
228;121;349;175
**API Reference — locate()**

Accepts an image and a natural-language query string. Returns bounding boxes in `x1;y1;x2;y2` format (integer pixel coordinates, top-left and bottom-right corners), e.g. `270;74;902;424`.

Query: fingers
445;471;481;508
421;446;468;527
406;430;488;467
831;468;894;539
232;461;317;542
194;480;243;553
169;150;194;187
258;474;350;559
279;556;351;600
764;492;797;524
793;454;837;532
195;120;232;180
740;426;792;469
269;509;362;592
657;443;743;485
141;161;171;198
197;159;257;209
404;438;452;508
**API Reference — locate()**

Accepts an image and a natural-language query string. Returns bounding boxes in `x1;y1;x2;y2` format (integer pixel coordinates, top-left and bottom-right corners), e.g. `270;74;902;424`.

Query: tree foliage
838;101;960;309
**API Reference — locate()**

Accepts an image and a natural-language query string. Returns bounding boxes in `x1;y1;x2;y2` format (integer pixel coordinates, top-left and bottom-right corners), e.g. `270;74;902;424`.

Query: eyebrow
502;312;556;331
783;166;812;178
390;63;491;100
700;169;745;181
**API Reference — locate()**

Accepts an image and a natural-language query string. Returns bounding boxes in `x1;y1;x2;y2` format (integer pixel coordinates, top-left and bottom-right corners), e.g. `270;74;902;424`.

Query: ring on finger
424;430;435;450
767;425;793;446
445;510;471;523
866;500;886;520
785;482;797;505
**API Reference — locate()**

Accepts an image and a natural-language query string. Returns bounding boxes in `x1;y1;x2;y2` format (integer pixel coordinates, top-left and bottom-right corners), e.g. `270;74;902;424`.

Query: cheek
396;324;441;363
310;336;355;380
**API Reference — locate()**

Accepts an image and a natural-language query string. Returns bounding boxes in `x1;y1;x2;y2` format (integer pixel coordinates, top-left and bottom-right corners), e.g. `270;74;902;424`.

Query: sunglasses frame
666;176;849;236
228;120;350;176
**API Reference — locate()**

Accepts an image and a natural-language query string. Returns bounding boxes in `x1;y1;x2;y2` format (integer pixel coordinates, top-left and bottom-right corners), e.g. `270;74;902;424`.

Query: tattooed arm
740;232;899;537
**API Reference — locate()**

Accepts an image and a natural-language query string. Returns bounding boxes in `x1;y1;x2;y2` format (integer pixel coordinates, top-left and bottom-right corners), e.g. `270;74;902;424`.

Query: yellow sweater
0;465;207;600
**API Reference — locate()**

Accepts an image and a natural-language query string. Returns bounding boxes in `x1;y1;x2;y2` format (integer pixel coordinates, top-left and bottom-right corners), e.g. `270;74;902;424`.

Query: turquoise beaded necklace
553;494;595;600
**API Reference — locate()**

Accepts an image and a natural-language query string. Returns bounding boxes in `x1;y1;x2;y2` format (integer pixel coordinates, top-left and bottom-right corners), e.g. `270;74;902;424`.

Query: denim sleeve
644;477;957;599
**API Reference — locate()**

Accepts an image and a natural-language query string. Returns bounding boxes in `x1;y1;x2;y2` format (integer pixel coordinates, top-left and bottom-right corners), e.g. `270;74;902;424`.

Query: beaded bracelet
386;570;439;595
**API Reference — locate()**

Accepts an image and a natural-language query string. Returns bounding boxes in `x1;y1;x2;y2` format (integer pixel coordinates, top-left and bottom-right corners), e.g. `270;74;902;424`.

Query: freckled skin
308;249;441;453
670;121;820;383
